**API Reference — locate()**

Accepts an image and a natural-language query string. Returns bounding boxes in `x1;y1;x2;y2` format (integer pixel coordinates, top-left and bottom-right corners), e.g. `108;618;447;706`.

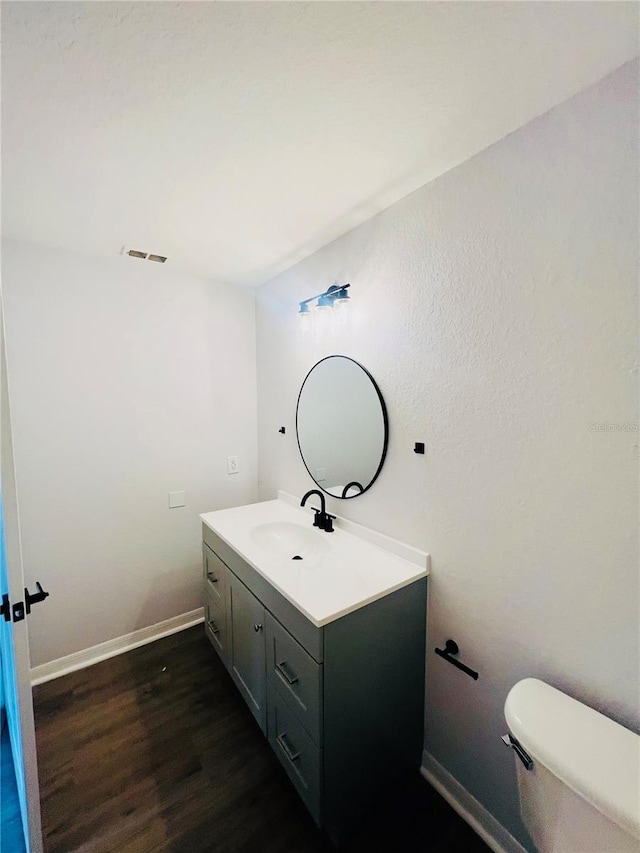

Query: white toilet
504;678;640;852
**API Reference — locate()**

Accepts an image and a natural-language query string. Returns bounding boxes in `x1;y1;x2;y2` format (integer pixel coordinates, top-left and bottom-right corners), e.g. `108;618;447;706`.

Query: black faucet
300;489;335;533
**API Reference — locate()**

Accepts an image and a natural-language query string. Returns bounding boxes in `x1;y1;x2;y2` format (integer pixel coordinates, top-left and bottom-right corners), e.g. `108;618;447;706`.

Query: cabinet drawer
267;681;321;824
204;592;228;666
265;612;322;744
202;543;226;607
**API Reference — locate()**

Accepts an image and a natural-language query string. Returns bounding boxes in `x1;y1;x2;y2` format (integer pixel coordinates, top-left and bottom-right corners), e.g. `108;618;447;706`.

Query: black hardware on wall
279;427;286;434
435;639;479;680
414;442;425;454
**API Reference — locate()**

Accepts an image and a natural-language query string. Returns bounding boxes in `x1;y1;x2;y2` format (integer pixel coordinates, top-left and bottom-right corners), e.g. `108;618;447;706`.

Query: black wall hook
435;639;478;680
278;427;286;434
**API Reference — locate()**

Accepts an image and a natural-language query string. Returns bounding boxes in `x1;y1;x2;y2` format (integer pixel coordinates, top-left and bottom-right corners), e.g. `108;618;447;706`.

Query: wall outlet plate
227;456;239;474
169;490;186;508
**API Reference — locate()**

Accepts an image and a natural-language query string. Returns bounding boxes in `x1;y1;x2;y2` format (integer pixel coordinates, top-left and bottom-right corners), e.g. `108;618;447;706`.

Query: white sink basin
250;521;330;566
200;494;429;626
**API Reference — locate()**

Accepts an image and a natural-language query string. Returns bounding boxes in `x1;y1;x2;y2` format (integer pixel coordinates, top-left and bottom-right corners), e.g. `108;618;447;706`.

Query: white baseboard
421;750;530;853
30;608;204;686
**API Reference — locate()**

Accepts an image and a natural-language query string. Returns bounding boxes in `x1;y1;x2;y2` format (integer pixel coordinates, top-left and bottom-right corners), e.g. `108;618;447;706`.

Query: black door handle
0;583;50;623
25;581;49;615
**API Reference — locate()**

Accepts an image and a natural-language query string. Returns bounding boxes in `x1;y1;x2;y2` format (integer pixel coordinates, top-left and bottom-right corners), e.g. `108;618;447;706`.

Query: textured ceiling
2;2;638;286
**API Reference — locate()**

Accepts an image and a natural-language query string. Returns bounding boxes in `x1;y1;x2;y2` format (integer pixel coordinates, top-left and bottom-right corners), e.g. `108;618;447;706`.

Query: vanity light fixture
297;284;351;337
298;284;351;318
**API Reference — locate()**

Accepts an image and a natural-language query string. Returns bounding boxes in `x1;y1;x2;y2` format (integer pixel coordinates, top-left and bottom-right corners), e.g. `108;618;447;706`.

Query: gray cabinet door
228;573;267;733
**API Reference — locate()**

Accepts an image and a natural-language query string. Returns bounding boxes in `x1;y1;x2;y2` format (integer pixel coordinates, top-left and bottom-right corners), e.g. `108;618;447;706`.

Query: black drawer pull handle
276;732;300;763
207;620;220;635
207;572;218;584
275;660;299;685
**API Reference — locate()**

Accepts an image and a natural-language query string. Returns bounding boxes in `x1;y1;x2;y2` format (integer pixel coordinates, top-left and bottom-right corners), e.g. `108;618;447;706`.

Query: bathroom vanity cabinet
202;521;427;841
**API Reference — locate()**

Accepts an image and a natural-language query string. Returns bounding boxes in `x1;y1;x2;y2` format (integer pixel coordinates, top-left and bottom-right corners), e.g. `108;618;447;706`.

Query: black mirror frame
295;355;389;499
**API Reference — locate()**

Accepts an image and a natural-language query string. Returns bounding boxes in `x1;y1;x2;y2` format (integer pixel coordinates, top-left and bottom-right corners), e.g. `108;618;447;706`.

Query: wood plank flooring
33;626;490;853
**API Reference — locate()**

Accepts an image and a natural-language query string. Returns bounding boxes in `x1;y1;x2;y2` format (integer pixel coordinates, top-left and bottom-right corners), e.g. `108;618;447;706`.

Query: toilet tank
505;678;640;853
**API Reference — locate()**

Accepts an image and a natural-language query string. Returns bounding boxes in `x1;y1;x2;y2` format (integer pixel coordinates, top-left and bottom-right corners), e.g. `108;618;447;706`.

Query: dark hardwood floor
33;626;489;853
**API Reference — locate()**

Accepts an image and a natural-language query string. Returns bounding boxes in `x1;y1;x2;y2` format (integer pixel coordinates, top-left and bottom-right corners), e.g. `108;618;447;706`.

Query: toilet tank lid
505;678;640;840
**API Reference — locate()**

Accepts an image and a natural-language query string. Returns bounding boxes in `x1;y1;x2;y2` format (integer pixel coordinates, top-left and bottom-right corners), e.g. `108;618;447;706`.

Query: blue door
1;495;28;853
1;295;43;852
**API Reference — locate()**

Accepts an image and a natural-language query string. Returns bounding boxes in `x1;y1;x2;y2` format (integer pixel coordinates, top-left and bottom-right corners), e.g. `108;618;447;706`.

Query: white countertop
200;493;429;627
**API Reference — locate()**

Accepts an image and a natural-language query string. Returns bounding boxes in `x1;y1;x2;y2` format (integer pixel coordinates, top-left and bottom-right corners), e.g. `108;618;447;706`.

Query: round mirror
296;355;388;499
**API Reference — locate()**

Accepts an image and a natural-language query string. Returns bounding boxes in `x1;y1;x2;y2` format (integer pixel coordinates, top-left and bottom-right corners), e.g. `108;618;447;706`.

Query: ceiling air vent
121;246;168;263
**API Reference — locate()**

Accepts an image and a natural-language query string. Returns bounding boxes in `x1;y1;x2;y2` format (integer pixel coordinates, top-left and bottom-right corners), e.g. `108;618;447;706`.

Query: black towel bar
435;639;479;680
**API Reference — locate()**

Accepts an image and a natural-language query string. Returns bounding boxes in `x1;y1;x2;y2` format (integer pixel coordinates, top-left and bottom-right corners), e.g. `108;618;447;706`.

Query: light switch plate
169;490;186;508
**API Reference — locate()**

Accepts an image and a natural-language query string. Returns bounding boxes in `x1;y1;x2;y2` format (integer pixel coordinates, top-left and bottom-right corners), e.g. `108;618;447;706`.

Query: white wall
255;60;639;849
2;241;257;667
